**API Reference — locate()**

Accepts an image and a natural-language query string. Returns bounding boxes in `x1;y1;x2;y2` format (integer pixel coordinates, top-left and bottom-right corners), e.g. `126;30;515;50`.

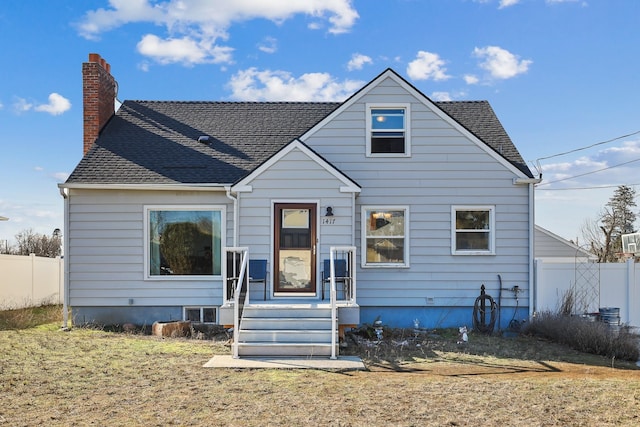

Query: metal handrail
329;246;356;359
225;247;249;359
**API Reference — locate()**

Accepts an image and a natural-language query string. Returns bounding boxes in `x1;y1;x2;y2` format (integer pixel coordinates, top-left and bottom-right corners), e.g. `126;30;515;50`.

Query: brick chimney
83;53;117;155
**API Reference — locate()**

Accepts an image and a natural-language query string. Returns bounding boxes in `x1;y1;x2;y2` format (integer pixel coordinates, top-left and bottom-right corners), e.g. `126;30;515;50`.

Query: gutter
57;183;228;191
58;187;70;329
513;177;542;185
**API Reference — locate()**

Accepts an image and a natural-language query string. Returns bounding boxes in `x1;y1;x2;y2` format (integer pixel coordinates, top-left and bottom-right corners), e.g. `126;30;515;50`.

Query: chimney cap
87;53;110;72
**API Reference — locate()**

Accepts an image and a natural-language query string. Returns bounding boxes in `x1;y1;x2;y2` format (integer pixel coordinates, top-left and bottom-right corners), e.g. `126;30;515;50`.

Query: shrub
523;311;640;362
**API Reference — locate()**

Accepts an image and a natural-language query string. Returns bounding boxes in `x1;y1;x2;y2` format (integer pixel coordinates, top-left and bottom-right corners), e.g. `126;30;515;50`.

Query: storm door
274;203;317;295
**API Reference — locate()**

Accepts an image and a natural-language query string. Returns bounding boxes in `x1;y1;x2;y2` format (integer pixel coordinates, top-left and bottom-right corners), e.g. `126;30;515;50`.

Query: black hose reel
473;284;497;334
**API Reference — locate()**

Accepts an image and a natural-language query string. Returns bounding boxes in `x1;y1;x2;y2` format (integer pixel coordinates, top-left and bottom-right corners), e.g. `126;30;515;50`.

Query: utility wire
537;157;640;186
535;130;640;163
538;183;640;191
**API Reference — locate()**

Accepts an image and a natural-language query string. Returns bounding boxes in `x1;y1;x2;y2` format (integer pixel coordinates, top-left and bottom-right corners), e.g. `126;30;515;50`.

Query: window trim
451;205;495;255
144;205;226;280
366;103;411;157
361;205;410;268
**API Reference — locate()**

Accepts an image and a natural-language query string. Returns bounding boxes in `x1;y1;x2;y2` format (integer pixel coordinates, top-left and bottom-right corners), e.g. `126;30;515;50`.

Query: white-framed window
184;306;217;324
451;206;495;255
362;206;409;267
366;103;411;157
144;205;225;279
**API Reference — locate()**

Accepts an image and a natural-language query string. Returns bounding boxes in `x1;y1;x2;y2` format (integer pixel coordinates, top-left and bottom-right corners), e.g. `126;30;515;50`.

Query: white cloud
78;0;358;65
52;172;70;182
430;92;452;102
227;68;363;102
538;140;640;188
258;36;278;54
12;93;71;116
499;0;520;8
136;34;233;65
76;0;163;40
137;61;151;72
472;46;532;80
33;93;72;116
546;0;582;3
13;97;32;114
406;51;450;81
347;53;372;71
464;74;480;85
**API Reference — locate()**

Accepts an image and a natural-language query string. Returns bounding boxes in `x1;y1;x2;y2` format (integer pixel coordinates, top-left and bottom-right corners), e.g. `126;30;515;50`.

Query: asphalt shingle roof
66;99;533;185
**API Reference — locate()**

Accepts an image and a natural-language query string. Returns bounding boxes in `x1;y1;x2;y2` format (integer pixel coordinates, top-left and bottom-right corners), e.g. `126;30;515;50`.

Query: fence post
58;256;64;305
532;258;542;317
30;253;36;303
627;258;634;325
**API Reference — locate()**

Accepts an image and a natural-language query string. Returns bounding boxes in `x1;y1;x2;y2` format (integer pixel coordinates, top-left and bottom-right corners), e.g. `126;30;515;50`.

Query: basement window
184;307;217;324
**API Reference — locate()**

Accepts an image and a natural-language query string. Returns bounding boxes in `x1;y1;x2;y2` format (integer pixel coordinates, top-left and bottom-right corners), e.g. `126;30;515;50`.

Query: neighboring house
534;225;596;262
60;54;538;356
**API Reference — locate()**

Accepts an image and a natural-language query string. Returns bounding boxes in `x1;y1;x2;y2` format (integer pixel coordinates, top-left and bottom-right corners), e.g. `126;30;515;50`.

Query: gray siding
535;226;589;259
303;76;531;307
237;147;356;289
67;189;232;307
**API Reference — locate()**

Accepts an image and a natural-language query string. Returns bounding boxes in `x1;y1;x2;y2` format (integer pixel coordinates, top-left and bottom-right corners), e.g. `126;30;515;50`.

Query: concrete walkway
203;355;366;370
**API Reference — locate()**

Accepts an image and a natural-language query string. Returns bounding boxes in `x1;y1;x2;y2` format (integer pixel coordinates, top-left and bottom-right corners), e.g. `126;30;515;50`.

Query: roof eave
57;182;229;191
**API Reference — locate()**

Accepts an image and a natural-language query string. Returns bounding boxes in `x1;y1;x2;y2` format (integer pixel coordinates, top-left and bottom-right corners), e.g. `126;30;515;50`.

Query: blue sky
1;0;639;247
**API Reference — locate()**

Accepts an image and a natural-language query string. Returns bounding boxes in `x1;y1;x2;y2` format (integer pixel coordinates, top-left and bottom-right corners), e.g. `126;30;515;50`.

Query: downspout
59;187;70;329
514;177;542;320
225;186;238;247
351;192;356;247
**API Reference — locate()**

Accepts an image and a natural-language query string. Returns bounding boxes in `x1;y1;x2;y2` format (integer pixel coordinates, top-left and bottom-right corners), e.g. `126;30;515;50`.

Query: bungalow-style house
59;53;539;357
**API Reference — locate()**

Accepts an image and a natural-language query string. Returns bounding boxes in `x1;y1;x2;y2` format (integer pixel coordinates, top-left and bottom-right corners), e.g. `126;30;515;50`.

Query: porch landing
203;355;365;370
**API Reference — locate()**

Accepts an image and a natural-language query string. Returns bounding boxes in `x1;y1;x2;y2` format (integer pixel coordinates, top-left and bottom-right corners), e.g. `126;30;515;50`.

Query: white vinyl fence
0;254;63;309
534;258;639;328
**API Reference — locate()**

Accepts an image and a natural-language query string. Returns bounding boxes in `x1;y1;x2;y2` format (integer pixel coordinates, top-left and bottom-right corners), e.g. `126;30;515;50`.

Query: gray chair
249;259;268;300
321;259;349;300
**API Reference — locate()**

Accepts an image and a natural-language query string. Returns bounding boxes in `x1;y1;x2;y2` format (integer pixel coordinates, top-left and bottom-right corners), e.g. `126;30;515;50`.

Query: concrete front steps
236;305;337;357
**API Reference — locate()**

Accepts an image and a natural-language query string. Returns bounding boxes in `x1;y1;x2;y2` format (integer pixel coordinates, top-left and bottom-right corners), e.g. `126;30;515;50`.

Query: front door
274;203;317;295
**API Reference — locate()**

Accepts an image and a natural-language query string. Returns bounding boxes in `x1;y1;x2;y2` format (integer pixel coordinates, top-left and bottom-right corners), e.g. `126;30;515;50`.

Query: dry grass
0;304;62;331
523;311;640;361
1;320;640;426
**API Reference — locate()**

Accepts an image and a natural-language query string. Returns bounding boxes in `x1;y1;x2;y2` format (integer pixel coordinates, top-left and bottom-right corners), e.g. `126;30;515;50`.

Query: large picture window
146;206;223;278
362;206;409;267
366;104;410;156
452;206;495;255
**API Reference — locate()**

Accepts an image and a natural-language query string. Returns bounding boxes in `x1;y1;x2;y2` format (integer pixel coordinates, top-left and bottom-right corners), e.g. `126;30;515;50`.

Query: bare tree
581;185;638;262
13;228;62;258
580;216;605;261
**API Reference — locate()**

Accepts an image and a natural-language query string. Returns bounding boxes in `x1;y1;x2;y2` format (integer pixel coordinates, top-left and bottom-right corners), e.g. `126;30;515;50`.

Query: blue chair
322;259;349;300
249;259;268;300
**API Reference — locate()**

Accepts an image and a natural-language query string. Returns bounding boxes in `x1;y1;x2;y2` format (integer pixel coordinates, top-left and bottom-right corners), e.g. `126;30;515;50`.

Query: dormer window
367;103;410;157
